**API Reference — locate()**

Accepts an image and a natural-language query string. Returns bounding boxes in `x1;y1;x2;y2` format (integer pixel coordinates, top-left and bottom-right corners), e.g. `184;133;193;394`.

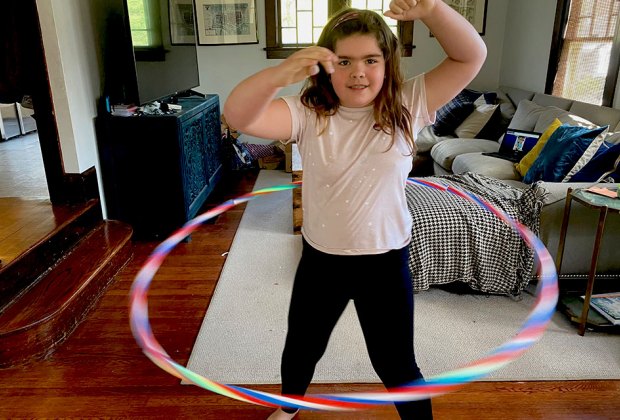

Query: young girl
224;1;486;418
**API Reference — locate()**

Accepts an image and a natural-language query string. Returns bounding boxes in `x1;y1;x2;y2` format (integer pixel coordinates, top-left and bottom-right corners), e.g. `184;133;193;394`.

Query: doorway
0;1;85;204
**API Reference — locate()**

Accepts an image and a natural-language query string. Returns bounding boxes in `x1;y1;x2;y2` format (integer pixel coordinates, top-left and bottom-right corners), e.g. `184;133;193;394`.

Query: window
547;0;620;106
265;0;414;59
126;0;163;48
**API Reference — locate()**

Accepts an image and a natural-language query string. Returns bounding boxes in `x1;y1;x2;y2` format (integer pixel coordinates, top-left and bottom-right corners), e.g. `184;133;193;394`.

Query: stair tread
0;198;99;271
0;220;132;333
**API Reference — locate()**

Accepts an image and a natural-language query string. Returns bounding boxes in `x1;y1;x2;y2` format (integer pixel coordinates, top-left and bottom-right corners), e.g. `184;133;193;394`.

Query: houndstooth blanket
405;172;547;296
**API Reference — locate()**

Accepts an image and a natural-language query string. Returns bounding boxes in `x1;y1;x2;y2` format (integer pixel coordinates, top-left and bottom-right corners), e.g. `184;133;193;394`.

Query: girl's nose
350;66;365;78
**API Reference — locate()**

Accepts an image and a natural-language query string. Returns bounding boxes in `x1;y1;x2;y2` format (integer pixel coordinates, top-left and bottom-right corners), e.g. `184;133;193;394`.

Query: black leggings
281;239;433;419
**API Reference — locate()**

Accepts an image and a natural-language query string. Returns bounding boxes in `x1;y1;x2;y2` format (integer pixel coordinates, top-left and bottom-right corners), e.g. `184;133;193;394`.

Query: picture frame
194;0;258;45
431;0;488;36
169;0;197;45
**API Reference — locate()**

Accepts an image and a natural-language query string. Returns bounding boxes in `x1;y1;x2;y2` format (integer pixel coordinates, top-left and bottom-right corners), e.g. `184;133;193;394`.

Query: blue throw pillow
523;124;608;183
432;89;498;137
570;141;620;182
433;94;475;136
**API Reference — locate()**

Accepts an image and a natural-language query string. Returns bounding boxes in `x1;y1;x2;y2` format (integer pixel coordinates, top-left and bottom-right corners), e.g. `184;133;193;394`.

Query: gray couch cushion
532;93;573;110
496;90;517;123
508;100;553;131
452;153;522;180
501;86;535;108
431;138;499;171
568;100;620;128
509;100;598;134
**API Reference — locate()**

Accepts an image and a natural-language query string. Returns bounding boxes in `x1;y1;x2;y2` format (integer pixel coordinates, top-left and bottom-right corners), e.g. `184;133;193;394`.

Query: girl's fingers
321;58;335;74
307;64;320;76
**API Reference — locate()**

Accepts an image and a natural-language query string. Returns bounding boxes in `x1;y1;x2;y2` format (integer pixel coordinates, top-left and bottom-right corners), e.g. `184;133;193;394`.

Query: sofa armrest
416;125;454;153
431;138;499;172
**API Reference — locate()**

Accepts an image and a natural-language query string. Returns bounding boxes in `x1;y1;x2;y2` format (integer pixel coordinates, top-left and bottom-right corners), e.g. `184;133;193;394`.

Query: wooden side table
291;144;303;235
556;187;620;335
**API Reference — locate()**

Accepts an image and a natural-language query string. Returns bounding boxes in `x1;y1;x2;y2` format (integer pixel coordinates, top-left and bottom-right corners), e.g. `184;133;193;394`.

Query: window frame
545;0;620;107
264;0;414;59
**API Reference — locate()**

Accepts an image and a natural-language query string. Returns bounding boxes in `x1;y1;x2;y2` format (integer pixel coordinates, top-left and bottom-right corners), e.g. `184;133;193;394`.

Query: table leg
578;205;609;336
292;170;302;235
555;188;573;275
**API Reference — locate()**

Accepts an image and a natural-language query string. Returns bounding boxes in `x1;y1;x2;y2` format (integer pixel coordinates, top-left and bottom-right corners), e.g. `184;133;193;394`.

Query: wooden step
0;220;133;368
0;198;102;311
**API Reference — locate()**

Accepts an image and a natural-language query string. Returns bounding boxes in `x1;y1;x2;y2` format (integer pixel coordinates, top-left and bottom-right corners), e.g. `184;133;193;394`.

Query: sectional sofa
416;87;620;278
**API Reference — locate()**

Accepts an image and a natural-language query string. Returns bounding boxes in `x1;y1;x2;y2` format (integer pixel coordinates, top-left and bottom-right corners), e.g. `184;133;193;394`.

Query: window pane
314;28;323;43
127;0;162;47
282;0;297;27
367;0;383;11
298;0;312;10
553;0;619;104
282;27;298;44
577;17;592;37
562;42;610;104
298;11;313;43
313;0;328;27
267;0;412;58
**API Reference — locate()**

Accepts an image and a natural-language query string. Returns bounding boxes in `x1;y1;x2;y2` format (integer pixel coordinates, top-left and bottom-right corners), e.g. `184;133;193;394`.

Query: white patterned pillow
454;104;499;138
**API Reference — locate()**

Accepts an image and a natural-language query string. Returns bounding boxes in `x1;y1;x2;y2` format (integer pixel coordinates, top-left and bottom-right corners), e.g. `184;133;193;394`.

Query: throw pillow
508;100;552;132
432;100;475;136
454;104;499;138
514;118;562;178
522;124;609;183
476;106;507;140
464;89;497;105
569;141;620;182
432;88;496;137
562;128;610;181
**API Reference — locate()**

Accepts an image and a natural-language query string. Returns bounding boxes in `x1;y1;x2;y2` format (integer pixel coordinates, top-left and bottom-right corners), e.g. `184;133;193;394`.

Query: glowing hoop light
129;178;558;412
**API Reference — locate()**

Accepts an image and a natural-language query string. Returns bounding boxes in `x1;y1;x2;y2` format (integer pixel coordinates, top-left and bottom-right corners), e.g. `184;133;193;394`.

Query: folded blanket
405;172;547;296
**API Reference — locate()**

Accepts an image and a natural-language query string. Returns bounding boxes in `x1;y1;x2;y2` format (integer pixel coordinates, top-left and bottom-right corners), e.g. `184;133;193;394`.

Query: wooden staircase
0;198;133;367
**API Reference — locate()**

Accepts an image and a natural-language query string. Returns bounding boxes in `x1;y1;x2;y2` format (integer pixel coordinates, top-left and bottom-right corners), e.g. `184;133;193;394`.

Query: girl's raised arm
385;0;487;115
223;47;336;141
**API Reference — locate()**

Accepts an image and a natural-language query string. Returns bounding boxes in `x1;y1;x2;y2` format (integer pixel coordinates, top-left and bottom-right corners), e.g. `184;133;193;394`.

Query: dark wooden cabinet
96;95;222;239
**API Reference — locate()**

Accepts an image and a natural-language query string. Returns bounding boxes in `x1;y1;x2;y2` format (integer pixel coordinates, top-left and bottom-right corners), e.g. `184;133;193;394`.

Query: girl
224;1;486;418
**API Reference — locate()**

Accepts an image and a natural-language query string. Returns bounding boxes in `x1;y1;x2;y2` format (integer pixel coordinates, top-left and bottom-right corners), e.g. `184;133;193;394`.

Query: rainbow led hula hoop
129;178;558;412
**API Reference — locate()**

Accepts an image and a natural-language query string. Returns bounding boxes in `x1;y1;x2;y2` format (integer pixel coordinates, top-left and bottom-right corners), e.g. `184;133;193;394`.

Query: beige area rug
185;170;620;384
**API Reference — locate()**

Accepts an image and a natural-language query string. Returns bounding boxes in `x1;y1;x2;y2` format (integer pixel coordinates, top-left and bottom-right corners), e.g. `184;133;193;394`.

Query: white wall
36;0;102;174
500;0;558;92
196;0;511;107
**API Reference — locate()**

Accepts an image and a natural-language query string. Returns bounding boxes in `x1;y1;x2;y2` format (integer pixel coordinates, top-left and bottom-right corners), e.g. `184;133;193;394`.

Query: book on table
582;292;620;325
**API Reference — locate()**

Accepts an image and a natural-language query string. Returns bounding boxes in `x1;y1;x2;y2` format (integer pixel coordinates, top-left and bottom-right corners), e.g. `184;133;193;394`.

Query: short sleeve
280;96;304;145
403;74;436;139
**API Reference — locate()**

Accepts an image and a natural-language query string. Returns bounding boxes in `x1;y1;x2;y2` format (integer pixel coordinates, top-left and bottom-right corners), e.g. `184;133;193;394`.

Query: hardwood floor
0;132;48;198
0;169;618;419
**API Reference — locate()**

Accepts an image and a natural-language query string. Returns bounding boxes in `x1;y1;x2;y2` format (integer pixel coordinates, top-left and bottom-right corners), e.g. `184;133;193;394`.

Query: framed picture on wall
194;0;258;45
169;0;197;45
431;0;488;36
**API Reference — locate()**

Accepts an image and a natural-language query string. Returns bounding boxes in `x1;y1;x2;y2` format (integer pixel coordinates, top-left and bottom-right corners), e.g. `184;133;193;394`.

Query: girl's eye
337;60;350;66
366;58;378;64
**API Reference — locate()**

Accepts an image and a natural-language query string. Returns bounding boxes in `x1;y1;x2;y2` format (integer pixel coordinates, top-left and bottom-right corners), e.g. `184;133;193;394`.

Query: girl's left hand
384;0;437;21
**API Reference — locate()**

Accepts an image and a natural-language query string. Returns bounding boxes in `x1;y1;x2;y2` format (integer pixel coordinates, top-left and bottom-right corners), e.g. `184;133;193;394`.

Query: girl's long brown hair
300;8;415;154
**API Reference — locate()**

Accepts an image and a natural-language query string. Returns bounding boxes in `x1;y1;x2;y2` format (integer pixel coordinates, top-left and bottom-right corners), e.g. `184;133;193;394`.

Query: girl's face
330;34;385;108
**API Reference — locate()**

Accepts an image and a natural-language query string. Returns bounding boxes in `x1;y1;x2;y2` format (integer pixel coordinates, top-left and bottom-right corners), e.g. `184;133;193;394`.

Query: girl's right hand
272;47;337;87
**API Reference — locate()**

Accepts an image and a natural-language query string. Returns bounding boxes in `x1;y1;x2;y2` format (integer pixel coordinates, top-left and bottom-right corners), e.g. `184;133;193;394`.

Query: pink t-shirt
282;74;434;255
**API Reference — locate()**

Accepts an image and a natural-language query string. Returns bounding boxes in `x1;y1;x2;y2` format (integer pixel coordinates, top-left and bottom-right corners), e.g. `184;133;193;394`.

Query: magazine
582;293;620;325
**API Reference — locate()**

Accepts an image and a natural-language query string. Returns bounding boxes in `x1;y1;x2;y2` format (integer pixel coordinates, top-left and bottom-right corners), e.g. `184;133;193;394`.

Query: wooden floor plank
0;170;618;419
0;198;96;267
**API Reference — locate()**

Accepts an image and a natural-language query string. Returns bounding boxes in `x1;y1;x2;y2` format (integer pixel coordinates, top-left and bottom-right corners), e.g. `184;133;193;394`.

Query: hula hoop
129;178;558;412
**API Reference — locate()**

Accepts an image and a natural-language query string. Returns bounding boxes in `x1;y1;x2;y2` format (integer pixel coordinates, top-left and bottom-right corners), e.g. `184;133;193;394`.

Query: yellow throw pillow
515;118;563;177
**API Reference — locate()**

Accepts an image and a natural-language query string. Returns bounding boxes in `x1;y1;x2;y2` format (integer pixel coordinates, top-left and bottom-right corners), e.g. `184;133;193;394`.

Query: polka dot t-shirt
281;74;434;255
